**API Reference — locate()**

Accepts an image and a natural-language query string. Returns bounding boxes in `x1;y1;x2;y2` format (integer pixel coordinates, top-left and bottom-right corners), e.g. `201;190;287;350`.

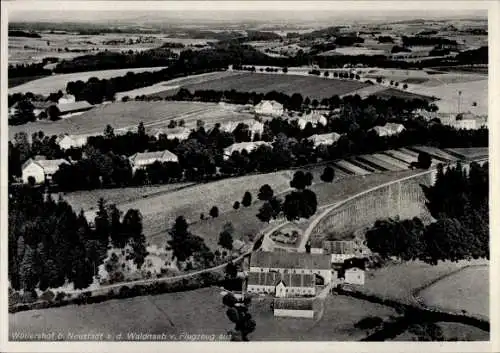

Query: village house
308;132;341;148
273;298;315;319
341;267;365;285
220;119;265;138
439;113;488;130
254;100;284;117
57;94;76;105
129;150;178;171
294;111;328;129
223;141;271;160
247;271;316;297
249;251;332;284
21;157;70;184
57;133;100;150
153;127;191;141
370;123;405;137
56;101;94;117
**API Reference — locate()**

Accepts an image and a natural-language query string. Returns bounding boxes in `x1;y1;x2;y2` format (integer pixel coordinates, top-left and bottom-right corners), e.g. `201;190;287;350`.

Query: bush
320;166;335;182
354;316;383;330
242;191;252;207
233;201;240;210
210;206;219;218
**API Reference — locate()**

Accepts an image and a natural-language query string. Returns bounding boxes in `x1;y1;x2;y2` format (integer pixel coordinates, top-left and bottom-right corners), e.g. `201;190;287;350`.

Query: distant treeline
8;63;52;78
401;36;458;47
53;48;178;73
9;30;41;38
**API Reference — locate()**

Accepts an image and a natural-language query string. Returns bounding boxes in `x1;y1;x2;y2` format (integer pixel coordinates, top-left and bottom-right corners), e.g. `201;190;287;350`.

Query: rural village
6;4;490;344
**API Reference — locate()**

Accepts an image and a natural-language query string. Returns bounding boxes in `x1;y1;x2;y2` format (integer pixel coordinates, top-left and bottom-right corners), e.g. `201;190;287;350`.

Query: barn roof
250;251;330;270
247;272;315;287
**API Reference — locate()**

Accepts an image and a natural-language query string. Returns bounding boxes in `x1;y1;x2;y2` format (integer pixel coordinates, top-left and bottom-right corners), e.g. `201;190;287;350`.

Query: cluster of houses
9;94;94;121
21;148;180;185
246;245;366;319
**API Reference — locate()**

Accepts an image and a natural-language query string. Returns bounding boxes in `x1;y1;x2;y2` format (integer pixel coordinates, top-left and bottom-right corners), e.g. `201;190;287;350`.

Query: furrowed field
157;72;372;100
9;67;167;95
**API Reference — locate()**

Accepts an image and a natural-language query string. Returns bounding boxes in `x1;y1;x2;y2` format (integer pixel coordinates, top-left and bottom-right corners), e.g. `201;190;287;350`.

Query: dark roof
274;298;314;310
248;272;315;287
322;240;357;255
250;251;330;270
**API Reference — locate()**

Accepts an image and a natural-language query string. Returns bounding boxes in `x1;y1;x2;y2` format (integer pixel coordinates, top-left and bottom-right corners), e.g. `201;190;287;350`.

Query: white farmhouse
220;119;265;138
57;133;100;150
247;271;315;297
295;112;328;129
370;123;405;137
129;150;178;171
310;239;361;264
153;128;191;141
22;158;70;184
308;132;341;148
342;267;365;285
254;100;284;117
223;141;271;160
57;94;76;105
249;251;332;285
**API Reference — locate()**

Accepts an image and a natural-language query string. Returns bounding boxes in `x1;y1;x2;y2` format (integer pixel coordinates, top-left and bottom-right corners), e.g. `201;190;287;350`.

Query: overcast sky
7;2;488;24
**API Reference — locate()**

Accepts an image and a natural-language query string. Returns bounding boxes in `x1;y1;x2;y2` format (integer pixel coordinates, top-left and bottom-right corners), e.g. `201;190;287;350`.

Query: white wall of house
22;162;45;184
344;268;365;285
274;309;314;319
275;282;287;298
331;254;355;264
310;247;324;254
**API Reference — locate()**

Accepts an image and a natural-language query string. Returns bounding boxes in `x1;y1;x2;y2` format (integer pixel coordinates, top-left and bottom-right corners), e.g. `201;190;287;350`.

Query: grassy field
360;259;488;307
9;286;400;341
408;79;487;115
373;88;434;101
116;71;245;100
418;266;489;319
250;295;398;341
156;72;372;100
115;170;295;240
9;101;221;139
8;75;51;88
444;147;488;160
9;286;230;340
61;182;195;214
8;67;167;95
392;322;489;341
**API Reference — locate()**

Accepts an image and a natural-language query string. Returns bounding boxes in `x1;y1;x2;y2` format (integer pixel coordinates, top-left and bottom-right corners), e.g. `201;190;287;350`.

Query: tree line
366;161;489;264
8;185;147;301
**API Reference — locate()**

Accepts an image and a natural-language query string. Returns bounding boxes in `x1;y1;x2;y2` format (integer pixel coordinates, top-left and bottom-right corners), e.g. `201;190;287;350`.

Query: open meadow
9;101;252;139
9;287;230;340
359;259;489;308
163;72;372;100
418;265;489;319
9;286;399;341
9;67;167;95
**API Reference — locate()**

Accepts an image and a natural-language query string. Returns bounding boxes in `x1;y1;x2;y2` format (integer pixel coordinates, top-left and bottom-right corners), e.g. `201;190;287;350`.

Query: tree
233;201;240;210
282;67;288;73
403;83;408;89
11;100;35;125
257;202;273;223
290;171;313;190
324;71;330;77
242;191;252;207
104;124;115;139
283;189;317;221
47;105;61;121
258;184;274;201
219;230;233;250
320;166;335;182
417;152;432;169
210;206;219;218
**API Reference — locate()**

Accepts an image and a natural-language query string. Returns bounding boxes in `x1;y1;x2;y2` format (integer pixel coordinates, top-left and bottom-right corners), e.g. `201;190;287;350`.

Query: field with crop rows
165;72;372;100
9;67;167;95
